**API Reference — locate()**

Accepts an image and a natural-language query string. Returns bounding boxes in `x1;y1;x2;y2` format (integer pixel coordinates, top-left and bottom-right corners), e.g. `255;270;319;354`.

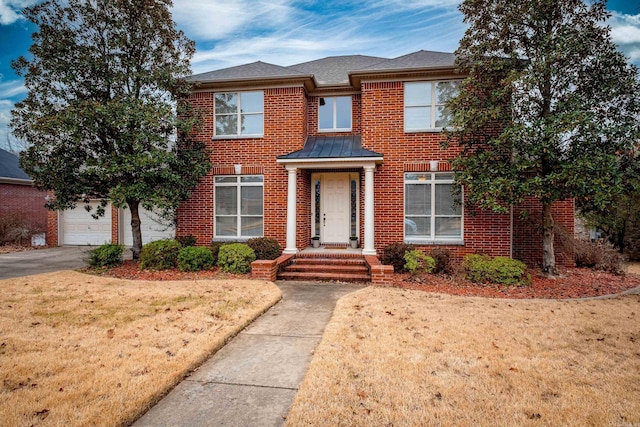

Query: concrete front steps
277;253;371;282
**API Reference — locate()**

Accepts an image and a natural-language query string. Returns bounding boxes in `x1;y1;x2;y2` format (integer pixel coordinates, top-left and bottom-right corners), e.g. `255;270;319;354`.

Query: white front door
321;173;351;243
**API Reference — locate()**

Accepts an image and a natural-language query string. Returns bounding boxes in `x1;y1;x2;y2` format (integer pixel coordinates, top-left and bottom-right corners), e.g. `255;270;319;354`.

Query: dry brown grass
287;287;640;427
628;262;640;275
0;271;281;427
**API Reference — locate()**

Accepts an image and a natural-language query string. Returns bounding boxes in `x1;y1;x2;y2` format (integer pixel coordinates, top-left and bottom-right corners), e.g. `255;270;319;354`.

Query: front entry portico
276;136;383;255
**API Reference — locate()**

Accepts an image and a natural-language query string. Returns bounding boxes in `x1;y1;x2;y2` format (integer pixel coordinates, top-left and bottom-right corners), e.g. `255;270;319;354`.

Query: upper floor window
318;96;351;131
405;172;462;242
404;81;459;131
215;91;264;137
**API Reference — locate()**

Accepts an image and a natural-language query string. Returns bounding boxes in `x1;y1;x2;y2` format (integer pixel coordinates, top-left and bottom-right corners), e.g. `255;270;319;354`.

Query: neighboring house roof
289;55;387;86
0;148;32;184
190;50;457;91
277;136;383;160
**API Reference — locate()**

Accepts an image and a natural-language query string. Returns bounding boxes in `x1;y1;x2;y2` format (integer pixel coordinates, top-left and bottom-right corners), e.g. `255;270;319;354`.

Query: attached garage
60;202;112;245
120;207;174;246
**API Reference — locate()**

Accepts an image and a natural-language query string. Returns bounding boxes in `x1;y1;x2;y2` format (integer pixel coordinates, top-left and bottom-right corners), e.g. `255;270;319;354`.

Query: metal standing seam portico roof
276;136;383;163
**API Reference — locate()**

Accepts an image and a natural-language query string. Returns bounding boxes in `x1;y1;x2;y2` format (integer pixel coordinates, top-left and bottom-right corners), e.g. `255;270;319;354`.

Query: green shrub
210;241;238;264
178;246;214;272
247;237;281;260
139;239;182;270
382;243;415;273
217;243;256;274
88;243;124;267
464;254;529;285
430;247;453;274
404;250;435;275
176;235;197;248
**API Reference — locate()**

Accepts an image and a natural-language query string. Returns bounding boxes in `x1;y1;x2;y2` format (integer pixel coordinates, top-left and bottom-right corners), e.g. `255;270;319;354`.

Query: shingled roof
189;50;456;89
289;55;387;86
189;61;309;83
358;50;456;72
0;148;31;182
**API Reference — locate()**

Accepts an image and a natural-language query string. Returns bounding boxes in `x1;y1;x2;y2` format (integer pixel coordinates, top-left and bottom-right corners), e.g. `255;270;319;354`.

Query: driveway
0;246;94;279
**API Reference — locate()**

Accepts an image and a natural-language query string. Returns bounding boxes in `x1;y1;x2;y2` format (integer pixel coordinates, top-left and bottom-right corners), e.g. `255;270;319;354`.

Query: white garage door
62;202;112;245
121;207;175;246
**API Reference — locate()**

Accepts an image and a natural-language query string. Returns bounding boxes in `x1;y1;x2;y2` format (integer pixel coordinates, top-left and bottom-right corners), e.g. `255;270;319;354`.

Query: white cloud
0;79;27;98
608;12;640;64
0;0;38;25
172;0;296;41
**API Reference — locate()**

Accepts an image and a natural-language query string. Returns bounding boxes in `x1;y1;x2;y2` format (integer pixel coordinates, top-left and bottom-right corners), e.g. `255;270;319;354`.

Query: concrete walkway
133;281;363;427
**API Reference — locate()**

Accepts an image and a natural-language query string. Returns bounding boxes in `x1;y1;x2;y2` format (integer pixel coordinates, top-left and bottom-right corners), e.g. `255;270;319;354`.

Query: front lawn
0;271;281;426
286;287;640;426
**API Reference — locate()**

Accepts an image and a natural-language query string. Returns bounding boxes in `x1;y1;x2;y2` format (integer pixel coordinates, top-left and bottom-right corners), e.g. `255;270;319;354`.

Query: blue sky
1;0;639;150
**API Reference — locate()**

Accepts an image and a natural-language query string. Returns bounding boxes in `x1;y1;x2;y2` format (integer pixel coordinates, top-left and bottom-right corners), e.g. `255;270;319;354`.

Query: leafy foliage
177;246;214;272
217;243;256;274
139;239;182;270
176;235;197;248
11;0;212;259
87;244;124;268
404;250;436;275
430;247;453;275
464;254;529;286
447;0;640;274
382;243;415;273
246;237;281;260
210;241;236;264
578;150;640;254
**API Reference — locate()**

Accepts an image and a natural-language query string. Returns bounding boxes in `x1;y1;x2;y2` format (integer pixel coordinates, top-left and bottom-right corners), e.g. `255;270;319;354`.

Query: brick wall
179;79;575;266
361;81;512;260
513;197;575;267
178;87;308;248
0;183;48;238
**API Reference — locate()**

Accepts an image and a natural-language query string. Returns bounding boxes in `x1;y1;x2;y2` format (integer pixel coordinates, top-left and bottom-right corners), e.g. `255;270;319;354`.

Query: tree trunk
541;201;557;276
128;199;143;260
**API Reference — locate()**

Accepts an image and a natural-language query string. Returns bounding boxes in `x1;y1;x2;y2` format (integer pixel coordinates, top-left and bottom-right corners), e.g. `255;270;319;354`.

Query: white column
283;167;298;254
362;165;376;255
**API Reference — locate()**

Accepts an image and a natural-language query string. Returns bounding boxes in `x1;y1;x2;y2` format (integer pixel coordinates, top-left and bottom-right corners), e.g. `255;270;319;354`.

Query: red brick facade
0;183;48;234
179;70;574;267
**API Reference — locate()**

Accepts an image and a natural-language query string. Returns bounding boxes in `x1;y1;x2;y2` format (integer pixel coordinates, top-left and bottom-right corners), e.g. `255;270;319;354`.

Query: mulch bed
88;261;640;300
85;260;249;281
393;268;640;299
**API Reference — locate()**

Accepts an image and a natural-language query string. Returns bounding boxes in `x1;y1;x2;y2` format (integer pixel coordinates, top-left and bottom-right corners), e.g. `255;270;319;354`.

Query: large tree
11;0;211;259
447;0;640;274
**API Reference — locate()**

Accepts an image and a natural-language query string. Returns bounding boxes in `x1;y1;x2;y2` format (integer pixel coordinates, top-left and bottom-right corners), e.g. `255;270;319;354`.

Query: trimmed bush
176;235;197;248
464;254;529;286
139;239;182;270
178;246;214;272
217;243;256;274
430;247;453;274
87;243;124;267
247;237;281;260
210;241;237;264
404;250;435;275
382;243;415;273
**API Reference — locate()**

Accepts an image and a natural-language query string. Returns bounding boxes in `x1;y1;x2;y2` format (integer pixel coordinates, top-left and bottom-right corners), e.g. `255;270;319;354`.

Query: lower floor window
405;172;462;241
215;175;263;238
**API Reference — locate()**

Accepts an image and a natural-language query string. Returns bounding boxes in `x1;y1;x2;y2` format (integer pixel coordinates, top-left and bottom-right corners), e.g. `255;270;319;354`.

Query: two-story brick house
178;50;574;279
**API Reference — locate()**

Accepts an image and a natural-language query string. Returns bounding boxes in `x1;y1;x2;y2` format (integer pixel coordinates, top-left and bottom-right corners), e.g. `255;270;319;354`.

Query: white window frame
404;81;460;131
404;172;463;243
214;91;264;137
318;96;352;132
214;175;264;239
